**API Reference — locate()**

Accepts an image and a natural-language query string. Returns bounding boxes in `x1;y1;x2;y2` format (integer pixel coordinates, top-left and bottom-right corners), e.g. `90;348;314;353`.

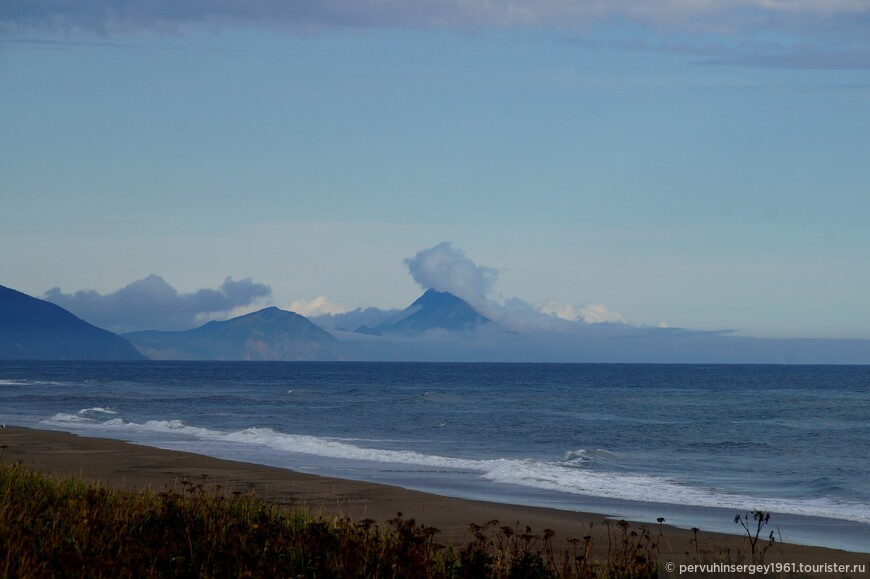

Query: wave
0;379;73;386
46;412;94;423
480;461;870;524
0;379;31;386
44;408;117;423
561;448;621;466
38;414;870;525
79;407;118;416
792;477;848;498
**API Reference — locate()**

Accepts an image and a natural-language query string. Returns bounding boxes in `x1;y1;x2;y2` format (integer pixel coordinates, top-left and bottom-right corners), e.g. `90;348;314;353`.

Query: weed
734;510;775;563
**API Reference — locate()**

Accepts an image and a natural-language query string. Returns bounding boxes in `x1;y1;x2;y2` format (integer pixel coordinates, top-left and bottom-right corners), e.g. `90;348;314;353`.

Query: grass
0;461;668;578
3;461;816;578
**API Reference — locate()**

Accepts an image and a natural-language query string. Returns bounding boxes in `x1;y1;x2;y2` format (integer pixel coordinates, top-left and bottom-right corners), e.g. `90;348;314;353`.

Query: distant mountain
373;289;491;335
310;307;403;333
0;284;145;360
124;307;340;361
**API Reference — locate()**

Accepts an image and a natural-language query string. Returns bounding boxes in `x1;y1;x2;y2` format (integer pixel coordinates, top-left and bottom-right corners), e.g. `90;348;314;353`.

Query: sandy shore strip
2;425;867;569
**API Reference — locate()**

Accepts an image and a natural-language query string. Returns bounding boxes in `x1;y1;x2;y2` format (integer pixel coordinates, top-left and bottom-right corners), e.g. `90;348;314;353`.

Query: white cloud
577;303;629;325
537;300;628;325
43;274;272;333
289;296;349;317
404;242;498;308
536;300;578;322
193;303;268;326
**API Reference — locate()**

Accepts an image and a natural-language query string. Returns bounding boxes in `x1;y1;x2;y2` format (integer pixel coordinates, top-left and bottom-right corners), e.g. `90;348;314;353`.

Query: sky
2;1;870;340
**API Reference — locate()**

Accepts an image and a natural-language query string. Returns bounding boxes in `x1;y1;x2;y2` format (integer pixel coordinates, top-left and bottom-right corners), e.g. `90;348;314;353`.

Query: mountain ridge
124;306;339;361
0;284;145;360
369;288;491;335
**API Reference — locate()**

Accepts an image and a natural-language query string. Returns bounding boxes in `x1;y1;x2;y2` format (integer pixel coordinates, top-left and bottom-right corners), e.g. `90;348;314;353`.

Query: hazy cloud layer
44;274;271;333
3;0;868;37
332;324;870;364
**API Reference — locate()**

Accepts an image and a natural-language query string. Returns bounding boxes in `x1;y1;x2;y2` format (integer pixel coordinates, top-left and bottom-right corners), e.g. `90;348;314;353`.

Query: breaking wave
39;413;870;525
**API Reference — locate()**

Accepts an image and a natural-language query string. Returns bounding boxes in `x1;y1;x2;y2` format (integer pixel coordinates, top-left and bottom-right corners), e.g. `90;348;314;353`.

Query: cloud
43;274;271;333
289;296;348;317
699;48;870;70
309;307;404;332
537;300;628;324
568;25;870;69
4;0;869;37
404;242;498;308
4;0;868;69
486;297;630;332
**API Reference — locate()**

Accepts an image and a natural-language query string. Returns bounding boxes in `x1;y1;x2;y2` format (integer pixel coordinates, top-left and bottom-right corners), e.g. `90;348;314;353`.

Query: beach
3;425;867;570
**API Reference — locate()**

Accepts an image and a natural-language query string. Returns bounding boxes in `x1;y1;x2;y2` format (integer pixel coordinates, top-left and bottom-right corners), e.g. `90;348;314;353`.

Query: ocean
1;361;868;553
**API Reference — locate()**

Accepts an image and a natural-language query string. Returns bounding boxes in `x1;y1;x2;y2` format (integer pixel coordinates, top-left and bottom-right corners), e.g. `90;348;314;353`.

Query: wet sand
2;426;867;568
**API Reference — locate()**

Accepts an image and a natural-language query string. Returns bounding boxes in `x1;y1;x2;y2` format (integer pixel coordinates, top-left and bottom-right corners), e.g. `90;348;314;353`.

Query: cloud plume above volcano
404;242;499;308
404;242;628;331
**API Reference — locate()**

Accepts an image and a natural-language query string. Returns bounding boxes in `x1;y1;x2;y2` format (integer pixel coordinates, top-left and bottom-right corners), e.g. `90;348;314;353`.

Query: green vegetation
1;461;662;578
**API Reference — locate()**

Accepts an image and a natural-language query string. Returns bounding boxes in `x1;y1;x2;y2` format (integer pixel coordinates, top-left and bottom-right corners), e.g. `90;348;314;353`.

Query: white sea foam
46;412;94;423
222;428;489;470
8;380;76;386
0;378;70;386
78;407;118;415
0;379;30;386
37;415;870;525
561;448;620;465
480;460;870;524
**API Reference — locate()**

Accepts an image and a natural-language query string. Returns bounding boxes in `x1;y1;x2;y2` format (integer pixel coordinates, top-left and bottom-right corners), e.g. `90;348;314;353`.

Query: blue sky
2;1;870;339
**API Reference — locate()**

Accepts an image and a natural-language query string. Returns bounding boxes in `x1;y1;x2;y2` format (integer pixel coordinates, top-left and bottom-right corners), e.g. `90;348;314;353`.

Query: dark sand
2;426;868;568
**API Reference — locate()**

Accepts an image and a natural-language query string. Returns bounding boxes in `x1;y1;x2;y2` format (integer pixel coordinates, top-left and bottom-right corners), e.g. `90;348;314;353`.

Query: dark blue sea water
1;361;868;552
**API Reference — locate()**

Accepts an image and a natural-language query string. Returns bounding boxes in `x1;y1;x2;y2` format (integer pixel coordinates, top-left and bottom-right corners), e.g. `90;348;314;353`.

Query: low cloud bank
331;323;870;364
44;274;271;333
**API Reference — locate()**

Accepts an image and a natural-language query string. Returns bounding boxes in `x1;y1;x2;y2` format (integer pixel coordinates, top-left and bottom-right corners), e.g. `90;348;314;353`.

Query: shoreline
2;425;868;568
